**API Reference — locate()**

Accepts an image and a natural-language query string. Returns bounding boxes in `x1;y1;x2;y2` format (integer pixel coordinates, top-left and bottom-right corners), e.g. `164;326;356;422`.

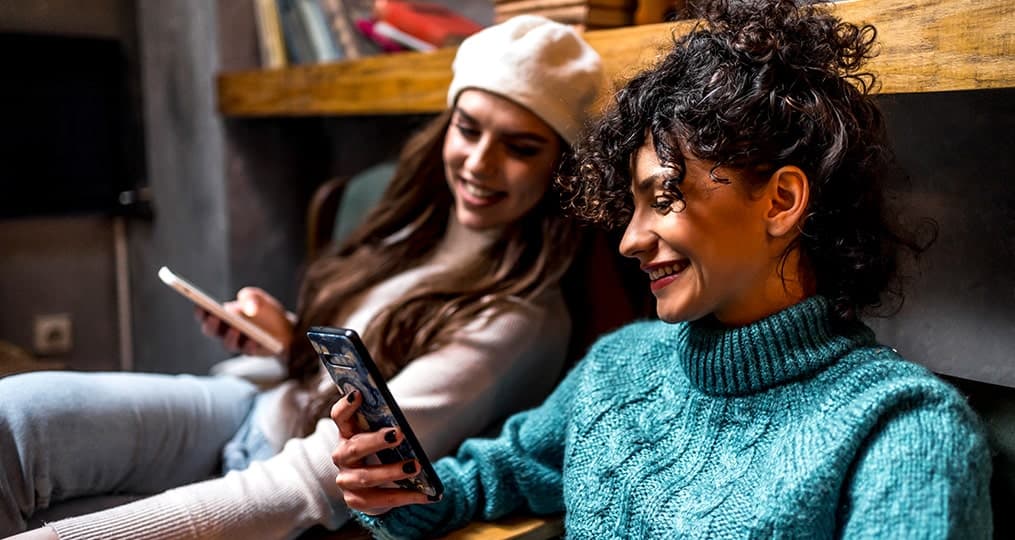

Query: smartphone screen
307;326;443;500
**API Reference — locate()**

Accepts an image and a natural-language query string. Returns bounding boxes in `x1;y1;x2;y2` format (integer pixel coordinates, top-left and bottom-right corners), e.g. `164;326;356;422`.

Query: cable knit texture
358;296;993;538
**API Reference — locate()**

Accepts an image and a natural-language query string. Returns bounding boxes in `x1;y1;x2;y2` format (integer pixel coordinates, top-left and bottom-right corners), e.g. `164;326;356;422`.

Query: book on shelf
277;0;316;64
356;19;409;53
375;0;483;49
298;0;344;61
371;20;436;52
319;0;381;59
252;0;287;68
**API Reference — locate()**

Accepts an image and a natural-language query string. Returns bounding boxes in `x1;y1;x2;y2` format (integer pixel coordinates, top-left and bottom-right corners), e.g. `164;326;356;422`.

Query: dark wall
0;0;138;372
868;89;1015;387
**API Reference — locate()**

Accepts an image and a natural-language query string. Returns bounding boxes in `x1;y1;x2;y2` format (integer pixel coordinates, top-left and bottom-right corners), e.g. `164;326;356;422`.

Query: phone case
307;326;443;500
158;266;285;355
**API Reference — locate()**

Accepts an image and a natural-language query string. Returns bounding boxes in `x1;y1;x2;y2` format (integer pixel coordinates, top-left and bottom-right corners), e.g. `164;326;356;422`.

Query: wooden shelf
217;0;1014;117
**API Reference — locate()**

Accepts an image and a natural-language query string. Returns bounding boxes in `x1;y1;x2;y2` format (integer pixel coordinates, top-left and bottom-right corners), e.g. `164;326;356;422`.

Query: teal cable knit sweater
360;297;993;538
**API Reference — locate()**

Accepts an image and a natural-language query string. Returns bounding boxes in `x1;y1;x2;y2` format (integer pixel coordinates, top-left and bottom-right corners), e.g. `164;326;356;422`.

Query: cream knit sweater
49;217;571;540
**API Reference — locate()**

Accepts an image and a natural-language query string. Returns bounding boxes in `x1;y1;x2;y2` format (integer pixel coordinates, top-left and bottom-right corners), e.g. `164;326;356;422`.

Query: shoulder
835;346;967;406
570;318;677;379
821;345;985;442
587;318;675;355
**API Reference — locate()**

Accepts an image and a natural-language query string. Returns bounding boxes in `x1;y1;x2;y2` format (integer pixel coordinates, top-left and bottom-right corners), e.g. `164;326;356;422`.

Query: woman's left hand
330;391;438;515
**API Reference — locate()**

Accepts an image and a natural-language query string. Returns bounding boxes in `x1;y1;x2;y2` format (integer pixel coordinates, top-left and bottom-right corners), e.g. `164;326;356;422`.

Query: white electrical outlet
33;313;73;356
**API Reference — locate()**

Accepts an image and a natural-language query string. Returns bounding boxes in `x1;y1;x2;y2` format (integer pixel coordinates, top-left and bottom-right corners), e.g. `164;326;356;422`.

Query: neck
431;212;501;265
715;248;814;327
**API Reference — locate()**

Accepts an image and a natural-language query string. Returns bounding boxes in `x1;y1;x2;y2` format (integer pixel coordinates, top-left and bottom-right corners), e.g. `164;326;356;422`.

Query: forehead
630;140;669;192
454;89;556;138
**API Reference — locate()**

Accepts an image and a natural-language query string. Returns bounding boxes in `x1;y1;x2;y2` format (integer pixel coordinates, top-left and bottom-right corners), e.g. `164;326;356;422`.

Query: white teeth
648;263;685;281
463;181;497;198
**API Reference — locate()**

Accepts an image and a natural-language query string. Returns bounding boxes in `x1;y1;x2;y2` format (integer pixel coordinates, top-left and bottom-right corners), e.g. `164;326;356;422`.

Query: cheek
442;133;462;167
506;164;552;209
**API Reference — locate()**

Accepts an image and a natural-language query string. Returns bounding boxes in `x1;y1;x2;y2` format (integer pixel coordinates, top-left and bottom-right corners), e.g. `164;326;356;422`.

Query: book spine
372;21;436;52
298;0;343;61
252;0;288;68
376;0;481;48
278;0;315;64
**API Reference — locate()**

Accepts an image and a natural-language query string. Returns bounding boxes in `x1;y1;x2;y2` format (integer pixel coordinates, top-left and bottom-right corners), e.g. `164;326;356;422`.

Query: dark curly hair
558;0;928;321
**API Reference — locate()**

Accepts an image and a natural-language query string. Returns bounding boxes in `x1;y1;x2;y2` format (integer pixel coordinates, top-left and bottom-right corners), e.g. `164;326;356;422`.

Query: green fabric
332;161;398;246
359;296;993;538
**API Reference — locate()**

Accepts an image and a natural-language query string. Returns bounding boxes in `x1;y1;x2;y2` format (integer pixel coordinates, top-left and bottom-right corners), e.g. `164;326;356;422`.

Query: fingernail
402;461;416;474
242;300;257;316
347;391;357;403
384;429;397;444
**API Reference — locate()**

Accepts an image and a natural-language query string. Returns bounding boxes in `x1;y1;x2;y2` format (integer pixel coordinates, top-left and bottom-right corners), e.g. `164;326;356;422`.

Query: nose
619;211;654;261
463;136;496;179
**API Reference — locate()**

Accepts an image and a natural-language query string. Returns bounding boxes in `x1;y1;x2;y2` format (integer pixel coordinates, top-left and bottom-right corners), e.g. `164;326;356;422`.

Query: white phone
158;266;286;355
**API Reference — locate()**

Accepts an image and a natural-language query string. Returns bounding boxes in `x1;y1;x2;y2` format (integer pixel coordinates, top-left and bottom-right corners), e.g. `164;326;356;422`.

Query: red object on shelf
374;0;483;48
356;18;408;52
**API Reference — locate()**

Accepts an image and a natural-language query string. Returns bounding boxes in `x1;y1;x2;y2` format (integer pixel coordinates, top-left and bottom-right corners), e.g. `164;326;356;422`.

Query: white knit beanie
447;15;604;146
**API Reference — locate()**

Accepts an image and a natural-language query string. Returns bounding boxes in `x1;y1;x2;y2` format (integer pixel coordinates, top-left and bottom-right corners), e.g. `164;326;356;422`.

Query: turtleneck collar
669;296;876;396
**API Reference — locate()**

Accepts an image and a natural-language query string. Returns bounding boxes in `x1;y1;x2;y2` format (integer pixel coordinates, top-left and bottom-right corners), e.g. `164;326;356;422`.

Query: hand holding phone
159;266;287;355
310;327;443;507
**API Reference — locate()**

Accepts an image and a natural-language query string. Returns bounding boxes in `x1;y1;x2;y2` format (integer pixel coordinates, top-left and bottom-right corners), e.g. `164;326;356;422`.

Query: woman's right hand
197;286;293;356
330;391;438;515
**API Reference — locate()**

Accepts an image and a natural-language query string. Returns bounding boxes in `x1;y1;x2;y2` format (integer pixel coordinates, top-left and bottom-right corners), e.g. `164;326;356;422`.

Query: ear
764;165;810;238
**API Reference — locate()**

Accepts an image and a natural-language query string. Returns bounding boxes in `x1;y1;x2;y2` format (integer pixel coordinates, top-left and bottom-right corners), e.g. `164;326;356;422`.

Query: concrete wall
0;0;136;372
870;89;1015;387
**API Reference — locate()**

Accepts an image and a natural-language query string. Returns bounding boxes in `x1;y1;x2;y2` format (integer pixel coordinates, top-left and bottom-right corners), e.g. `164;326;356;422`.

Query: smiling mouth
458;178;506;205
648;260;690;281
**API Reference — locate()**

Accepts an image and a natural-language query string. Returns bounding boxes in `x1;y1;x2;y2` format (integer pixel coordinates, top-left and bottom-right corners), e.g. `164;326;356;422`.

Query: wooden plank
217;0;1014;117
308;514;563;540
441;514;564;540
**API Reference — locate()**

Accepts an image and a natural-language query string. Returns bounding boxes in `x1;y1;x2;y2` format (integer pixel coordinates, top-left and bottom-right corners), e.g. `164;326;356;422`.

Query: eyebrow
454;108;551;144
634;172;667;194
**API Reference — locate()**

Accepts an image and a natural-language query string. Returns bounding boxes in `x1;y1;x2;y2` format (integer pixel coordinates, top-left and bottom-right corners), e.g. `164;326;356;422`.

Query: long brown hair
288;110;580;434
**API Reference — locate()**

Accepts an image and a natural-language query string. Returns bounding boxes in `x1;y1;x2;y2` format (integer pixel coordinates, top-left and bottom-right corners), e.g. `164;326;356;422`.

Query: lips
457;177;506;206
646;260;690;292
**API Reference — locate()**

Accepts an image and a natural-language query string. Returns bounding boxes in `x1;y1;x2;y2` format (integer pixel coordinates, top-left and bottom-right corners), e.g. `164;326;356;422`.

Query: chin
455;208;493;230
655;299;710;324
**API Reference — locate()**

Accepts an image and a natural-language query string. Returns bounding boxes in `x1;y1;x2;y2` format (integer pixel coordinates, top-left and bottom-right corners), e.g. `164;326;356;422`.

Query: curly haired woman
329;1;993;537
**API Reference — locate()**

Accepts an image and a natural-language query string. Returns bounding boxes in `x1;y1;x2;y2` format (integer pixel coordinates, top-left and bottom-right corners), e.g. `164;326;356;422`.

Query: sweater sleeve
357;355;588;540
47;291;571;540
838;391;993;539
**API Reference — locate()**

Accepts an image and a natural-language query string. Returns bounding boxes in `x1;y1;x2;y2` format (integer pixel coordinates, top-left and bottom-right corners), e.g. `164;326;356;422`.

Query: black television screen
0;33;132;218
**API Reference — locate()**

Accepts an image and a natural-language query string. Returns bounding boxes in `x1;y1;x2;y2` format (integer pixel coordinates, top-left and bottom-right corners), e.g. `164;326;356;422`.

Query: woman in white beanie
1;15;602;540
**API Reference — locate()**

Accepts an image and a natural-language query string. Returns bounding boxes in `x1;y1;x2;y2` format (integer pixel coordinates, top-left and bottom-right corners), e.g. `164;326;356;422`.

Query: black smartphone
307;326;443;500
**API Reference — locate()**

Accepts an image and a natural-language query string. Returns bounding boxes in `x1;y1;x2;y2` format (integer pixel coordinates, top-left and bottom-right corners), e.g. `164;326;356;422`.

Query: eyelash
455;123;480;138
649;176;686;215
455;123;540;158
507;145;539;157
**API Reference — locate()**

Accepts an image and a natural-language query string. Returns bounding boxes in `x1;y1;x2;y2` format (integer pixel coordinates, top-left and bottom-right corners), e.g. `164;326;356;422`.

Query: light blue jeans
0;371;268;535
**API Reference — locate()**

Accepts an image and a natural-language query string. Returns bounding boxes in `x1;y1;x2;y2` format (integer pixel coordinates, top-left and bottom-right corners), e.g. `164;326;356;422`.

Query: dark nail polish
347;391;357;403
384;429;397;444
402;461;416;474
